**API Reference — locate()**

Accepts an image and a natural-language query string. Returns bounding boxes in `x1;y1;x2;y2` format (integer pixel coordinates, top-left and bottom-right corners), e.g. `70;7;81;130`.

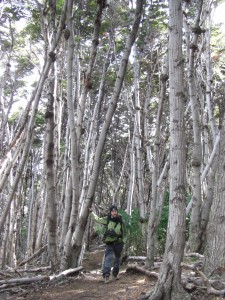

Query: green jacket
91;212;125;244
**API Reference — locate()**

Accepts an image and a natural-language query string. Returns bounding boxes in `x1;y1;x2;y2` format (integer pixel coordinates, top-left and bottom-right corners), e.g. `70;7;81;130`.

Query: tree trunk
203;113;225;276
185;0;204;253
149;1;189;299
71;0;145;268
146;58;168;268
60;0;104;270
133;43;146;219
127;130;135;216
45;89;57;271
60;0;79;271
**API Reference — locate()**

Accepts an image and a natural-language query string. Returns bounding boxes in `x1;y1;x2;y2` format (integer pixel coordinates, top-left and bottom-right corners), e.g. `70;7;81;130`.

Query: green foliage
156;191;191;254
21;225;27;239
119;209;144;255
15;56;35;77
8;110;21;125
56;0;65;14
105;67;117;86
124;65;134;85
156;191;169;253
35;111;45;126
2;1;27;22
21;8;41;42
93;209;143;255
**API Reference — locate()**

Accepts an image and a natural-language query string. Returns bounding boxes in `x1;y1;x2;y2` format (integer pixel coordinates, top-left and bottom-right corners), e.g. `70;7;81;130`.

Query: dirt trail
1;248;156;300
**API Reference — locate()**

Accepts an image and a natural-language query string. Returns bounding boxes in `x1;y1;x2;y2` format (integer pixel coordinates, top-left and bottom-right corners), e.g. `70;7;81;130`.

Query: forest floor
1;247;156;300
1;246;222;300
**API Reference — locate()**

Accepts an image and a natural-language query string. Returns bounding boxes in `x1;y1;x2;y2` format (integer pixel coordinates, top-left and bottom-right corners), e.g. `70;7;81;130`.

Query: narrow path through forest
1;248;155;300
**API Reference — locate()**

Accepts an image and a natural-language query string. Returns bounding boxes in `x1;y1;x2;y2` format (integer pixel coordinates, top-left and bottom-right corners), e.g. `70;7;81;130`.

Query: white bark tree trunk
60;0;80;271
45;90;57;270
185;0;204;253
132;43;145;219
79;43;111;211
149;1;189;299
60;0;104;270
204;113;225;276
146;59;168;268
127;130;135;216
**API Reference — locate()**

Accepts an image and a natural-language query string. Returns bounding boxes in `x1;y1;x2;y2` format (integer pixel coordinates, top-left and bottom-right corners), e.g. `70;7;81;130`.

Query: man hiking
89;205;125;283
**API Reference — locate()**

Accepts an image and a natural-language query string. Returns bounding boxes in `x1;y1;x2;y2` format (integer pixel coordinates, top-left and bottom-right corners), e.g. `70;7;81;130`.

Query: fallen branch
196;268;225;297
184;253;204;259
17;245;47;267
0;270;13;278
8;266;51;274
127;256;147;262
181;262;203;271
182;263;225;297
49;266;83;280
126;264;158;279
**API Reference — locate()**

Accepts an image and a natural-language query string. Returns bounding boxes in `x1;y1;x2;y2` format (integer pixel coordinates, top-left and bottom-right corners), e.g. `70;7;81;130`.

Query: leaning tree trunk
60;0;104;271
185;0;204;253
126;129;135;216
45;88;57;271
0;0;68;235
203;112;225;276
198;8;220;252
60;0;79;271
132;43;146;220
71;0;145;268
149;1;189;299
146;57;168;269
43;0;59;271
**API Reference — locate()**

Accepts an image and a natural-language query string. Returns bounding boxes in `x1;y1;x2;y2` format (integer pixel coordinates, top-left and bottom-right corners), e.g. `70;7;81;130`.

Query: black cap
109;205;118;212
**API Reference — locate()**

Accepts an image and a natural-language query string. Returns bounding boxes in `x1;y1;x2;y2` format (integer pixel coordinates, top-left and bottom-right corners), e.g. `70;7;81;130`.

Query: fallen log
6;266;51;274
126;264;158;279
0;266;83;289
184;252;204;259
0;275;49;286
49;266;83;280
127;256;146;262
127;253;203;262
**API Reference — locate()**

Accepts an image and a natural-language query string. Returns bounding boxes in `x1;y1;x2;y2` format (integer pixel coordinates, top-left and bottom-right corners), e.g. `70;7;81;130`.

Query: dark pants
103;242;124;278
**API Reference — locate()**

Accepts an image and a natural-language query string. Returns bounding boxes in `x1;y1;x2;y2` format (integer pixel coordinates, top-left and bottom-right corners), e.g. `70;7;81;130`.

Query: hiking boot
104;276;110;284
111;275;119;281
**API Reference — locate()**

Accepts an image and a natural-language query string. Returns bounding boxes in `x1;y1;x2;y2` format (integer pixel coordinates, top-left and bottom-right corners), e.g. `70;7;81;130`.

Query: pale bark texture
203;113;225;276
60;0;79;271
127;131;136;216
149;0;189;299
146;59;168;268
44;0;58;271
186;0;204;253
198;6;220;252
60;0;104;270
45;90;57;270
132;43;146;219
